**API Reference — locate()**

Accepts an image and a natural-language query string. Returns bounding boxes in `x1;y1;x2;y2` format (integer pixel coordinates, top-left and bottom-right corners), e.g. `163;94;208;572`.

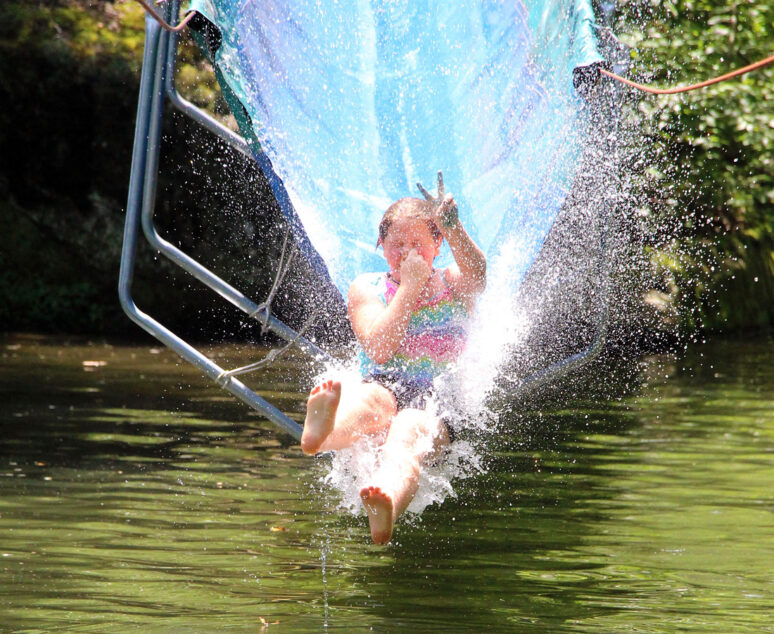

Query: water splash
308;72;668;528
308;361;488;518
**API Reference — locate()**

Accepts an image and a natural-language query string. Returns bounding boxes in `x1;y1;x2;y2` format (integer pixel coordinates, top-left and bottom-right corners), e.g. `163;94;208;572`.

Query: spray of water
312;51;674;525
176;6;699;531
165;0;717;547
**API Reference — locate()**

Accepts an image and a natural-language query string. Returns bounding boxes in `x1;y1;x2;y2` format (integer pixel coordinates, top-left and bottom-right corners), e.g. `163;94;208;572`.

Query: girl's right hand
400;249;431;290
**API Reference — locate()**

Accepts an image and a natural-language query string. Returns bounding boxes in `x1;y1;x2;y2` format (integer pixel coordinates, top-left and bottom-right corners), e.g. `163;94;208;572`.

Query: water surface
1;333;773;631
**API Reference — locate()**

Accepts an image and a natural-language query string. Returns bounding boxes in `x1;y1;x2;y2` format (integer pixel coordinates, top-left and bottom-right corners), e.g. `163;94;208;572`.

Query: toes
310;381;328;396
311;380;337;396
360;485;385;504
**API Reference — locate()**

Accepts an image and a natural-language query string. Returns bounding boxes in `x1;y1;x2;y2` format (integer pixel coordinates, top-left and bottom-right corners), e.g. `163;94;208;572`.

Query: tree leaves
614;0;774;330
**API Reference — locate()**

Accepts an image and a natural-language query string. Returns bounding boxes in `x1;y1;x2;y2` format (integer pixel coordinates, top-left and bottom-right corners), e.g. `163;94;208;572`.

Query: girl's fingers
416;182;433;201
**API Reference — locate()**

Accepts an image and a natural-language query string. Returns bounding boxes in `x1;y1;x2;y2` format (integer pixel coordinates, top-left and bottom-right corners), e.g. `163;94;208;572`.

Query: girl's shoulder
348;272;389;304
351;271;386;285
349;271;387;292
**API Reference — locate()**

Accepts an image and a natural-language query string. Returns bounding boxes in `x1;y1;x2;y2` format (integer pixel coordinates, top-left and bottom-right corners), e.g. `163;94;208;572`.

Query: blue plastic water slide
187;0;603;299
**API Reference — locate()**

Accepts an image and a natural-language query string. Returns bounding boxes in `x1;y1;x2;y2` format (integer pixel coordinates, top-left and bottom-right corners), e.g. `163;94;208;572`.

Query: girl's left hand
433;194;459;230
417;170;459;231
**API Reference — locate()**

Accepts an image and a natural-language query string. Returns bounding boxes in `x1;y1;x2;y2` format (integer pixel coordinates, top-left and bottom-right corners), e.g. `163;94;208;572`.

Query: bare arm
434;195;487;301
347;252;430;364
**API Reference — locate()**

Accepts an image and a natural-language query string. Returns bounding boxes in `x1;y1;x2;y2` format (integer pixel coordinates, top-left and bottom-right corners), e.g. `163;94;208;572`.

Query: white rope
216;305;320;385
215;224;321;385
250;224;297;334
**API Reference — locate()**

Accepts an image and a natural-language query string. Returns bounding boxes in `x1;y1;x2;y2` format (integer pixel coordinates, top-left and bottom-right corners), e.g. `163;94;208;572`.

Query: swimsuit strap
430;269;454;304
440;268;451;289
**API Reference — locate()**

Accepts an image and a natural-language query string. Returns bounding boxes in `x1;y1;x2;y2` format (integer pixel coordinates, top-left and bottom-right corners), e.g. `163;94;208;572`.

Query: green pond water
1;333;773;631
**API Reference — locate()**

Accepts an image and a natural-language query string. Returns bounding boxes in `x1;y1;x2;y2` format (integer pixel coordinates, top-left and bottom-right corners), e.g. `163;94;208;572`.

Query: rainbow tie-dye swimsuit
358;271;469;398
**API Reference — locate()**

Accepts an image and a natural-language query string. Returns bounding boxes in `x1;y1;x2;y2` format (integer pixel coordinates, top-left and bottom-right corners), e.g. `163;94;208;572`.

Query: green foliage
614;0;774;331
0;200;119;333
1;0;771;337
0;0;335;339
0;1;145;64
0;1;145;334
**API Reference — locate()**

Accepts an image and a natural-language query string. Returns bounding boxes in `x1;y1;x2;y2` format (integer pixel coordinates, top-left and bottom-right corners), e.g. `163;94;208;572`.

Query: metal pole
119;16;304;440
513;311;608;397
138;12;333;363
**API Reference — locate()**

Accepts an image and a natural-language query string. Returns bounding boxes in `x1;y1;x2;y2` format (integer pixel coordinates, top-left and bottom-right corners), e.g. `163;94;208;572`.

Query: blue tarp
188;0;602;299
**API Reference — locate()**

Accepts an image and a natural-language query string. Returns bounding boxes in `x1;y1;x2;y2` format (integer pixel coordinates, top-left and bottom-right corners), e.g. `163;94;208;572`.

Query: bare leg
300;380;341;455
301;380;396;455
360;410;450;544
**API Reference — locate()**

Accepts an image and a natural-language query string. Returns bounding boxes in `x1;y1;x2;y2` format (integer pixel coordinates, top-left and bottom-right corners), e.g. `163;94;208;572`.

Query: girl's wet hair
377;197;442;247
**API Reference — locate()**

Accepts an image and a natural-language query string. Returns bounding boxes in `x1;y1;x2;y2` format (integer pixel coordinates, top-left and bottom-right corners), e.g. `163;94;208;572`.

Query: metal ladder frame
119;13;334;441
120;6;610;440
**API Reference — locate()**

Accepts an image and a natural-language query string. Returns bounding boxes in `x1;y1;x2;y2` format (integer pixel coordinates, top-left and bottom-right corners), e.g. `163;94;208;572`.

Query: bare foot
360;485;395;544
300;380;341;455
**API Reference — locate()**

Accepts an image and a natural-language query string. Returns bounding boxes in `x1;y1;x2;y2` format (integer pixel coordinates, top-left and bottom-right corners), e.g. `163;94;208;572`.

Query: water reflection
1;334;773;630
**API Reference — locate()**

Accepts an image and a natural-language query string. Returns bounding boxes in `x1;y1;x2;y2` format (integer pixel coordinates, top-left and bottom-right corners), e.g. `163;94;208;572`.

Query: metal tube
135;24;332;362
119;17;303;440
167;89;253;157
119;15;159;320
514;314;608;397
164;28;253;156
162;4;253;158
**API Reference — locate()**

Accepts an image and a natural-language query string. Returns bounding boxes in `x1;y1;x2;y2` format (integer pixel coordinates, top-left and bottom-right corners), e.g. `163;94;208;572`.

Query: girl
301;174;486;544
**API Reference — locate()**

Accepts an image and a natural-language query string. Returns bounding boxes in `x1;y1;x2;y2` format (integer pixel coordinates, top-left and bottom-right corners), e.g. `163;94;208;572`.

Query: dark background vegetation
0;0;347;343
0;0;771;341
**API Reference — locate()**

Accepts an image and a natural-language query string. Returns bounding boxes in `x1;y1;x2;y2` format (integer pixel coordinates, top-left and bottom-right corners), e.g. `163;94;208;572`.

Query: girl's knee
338;383;396;436
389;409;439;443
362;383;397;417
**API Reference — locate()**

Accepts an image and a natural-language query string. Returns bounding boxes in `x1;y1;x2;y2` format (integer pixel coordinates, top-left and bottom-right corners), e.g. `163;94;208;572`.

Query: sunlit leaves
613;0;774;330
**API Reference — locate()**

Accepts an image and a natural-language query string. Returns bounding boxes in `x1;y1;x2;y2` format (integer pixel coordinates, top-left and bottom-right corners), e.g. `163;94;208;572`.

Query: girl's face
381;217;441;280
